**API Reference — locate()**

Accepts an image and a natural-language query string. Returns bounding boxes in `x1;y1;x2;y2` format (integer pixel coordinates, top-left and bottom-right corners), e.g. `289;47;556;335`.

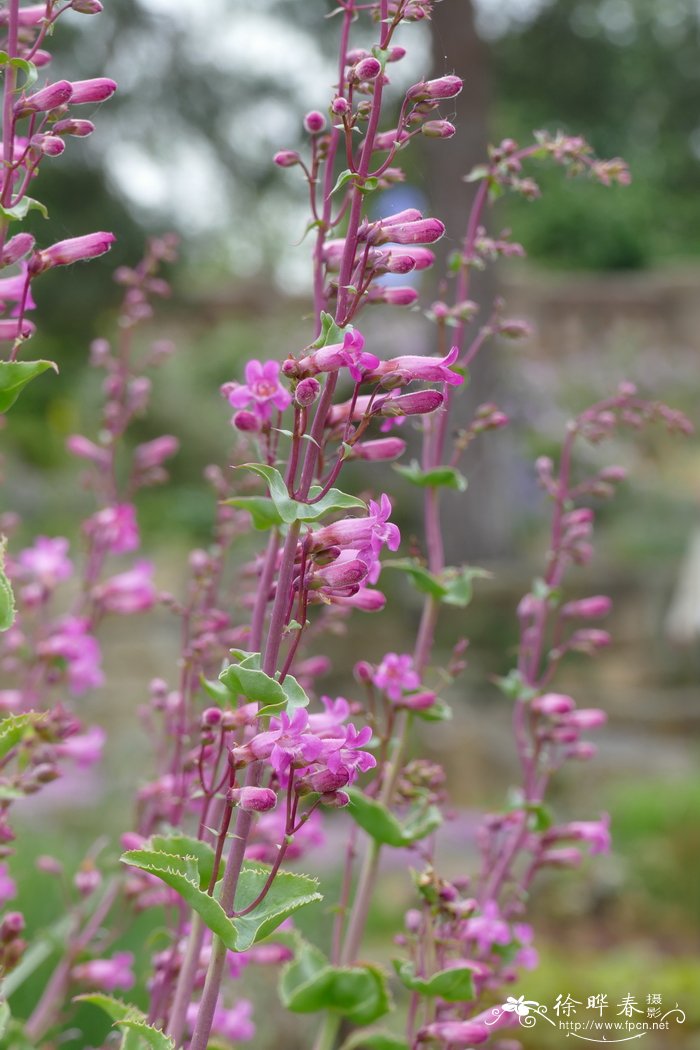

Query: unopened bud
273;150;300;168
355;57;382;81
294;377;321;407
421;120;456;139
303;110;326;134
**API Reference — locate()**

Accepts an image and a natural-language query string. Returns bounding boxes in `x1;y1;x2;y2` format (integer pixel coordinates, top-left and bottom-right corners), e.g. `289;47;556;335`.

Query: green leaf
74;994;175;1050
239;464;298;523
341;1030;408;1050
464;164;489;183
392;960;475;1001
330;168;355;197
302;486;366;519
220;661;287;715
382;559;448;601
234;464;366;528
309;311;344;350
412;697;452;723
120;850;321;952
10;57;38;91
224;495;284;530
494;669;536;702
279;673;311;713
346;788;441;847
0;537;15;632
200;675;234;706
280;941;391;1025
394;461;467;492
440;566;491;608
0;196;47;222
0;360;57;413
148;834;219;890
0;713;41;762
523;802;553;832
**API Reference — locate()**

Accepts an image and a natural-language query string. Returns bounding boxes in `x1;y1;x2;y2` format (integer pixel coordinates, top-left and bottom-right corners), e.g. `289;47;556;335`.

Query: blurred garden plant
0;1;692;1049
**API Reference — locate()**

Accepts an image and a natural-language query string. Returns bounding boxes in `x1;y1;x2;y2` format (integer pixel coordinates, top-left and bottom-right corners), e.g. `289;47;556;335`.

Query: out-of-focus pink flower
133;435;179;471
15;536;73;588
84;503;139;554
366;345;463;387
0;864;17;906
93;560;157;614
418;1019;488;1046
561;595;612;620
57;725;106;769
0;318;35;340
226;360;292;421
0;263;36;314
66;434;110;467
463;901;511;954
186;999;255;1043
544;814;611;855
72;951;135;991
373;652;420;701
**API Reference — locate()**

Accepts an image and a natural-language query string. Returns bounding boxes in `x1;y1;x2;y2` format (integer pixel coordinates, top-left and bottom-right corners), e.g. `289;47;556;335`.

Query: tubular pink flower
561;595;612;619
39;617;103;694
30;133;65;156
563;707;607;730
545;814;611;855
133;435;179;470
1;233;35;266
93;561;157;614
366;285;419;306
66;434;110;466
0;865;17;906
531;692;576;716
350;437;406;461
418;1020;489;1046
56;725;106;768
0;264;36;313
330;587;386;612
229;787;277;812
289;329;379;383
311;494;400;558
372;217;445;246
313;557;369;593
15;80;73;116
226;359;292;420
366;345;462;386
72;951;135;992
70;0;104;13
421;119;456;138
273;150;300;168
31;232;116;273
68;77;117;104
52;118;95;137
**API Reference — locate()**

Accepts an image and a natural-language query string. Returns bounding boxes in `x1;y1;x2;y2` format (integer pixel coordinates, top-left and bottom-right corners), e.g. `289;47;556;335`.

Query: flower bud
498;318;533;339
367;285;419;306
598;465;627;483
354;660;374;684
350;438;406;462
568;628;612;652
373;217;445;247
30;133;65;156
540;847;582;868
531;692;576;716
561;596;612;620
387;46;406;62
52;117;95;136
30;232;115;273
68;78;117;104
407;75;463;101
201;707;223;728
133;435;179;471
294;377;321;407
229;787;277;812
274;150;300;168
378;390;443;417
70;0;103;12
74;864;101;896
0;319;35;340
331;96;350;116
232;410;261;432
303;110;326;134
564;708;607;730
15;81;73;117
1;233;35;267
421;119;456;139
0;912;24;940
355;56;382;80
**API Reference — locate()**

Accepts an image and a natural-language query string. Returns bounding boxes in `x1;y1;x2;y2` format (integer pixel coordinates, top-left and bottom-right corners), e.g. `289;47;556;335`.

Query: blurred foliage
489;0;700;269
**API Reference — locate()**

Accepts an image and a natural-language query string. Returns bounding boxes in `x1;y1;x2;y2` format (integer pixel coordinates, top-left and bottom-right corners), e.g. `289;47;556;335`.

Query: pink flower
93;561;157;614
83;504;139;554
561;595;612;619
287;329;379;383
463;901;511;954
350;438;406;461
418;1020;488;1046
366;345;463;386
15;80;73;116
229;787;277;812
239;709;323;777
329;586;386;612
372;216;445;247
72;951;135;991
40;617;104;694
0;263;36;314
56;725;106;768
133;435;179;471
311;493;400;559
320;723;376;783
16;536;73;587
366;285;419;307
31;232;116;273
373;652;419;701
407;75;464;101
68;77;117;104
377;390;444;417
226;360;292;421
66;434;110;467
544;814;611;855
0;318;35;340
187;999;255;1043
0;864;17;906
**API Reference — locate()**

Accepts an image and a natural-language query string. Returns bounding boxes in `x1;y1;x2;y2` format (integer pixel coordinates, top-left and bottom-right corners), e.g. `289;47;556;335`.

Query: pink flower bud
294;377;321;407
229;787;277;812
274;150;300;168
32;50;52;68
354;660;374;683
66;434;110;467
421;119;456;139
30;134;65;156
355;57;382;80
598;465;627;482
232;410;261;432
68;77;117;104
331;96;350;115
498;318;533;339
379;390;443;417
567;741;597;760
15;80;73;116
201;707;222;728
419;1020;489;1045
564;708;607;730
303;110;326;134
0;318;35;340
1;233;35;267
531;692;576;716
351;438;406;461
133;435;179;471
387;46;406;61
373;217;445;246
540;847;582;868
395;690;437;710
563;508;594;528
70;0;103;12
561;595;612;620
74;864;101;896
568;628;612;652
31;232;115;272
407;75;463;101
366;285;419;306
52;118;95;137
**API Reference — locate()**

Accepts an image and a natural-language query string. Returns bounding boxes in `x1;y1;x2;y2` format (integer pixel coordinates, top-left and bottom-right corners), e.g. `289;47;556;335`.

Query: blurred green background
4;0;700;1046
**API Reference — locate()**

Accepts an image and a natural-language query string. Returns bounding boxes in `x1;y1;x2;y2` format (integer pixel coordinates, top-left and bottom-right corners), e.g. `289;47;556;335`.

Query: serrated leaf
75;994;175;1050
0;713;41;762
74;992;144;1023
0;196;47;222
0;360;57;413
117;1020;175;1050
0;537;15;632
120;851;320;952
235;464;366;528
220;661;287;715
392;960;475;1001
394;461;467;492
149;834;219;890
280;941;391;1025
341;1030;409;1050
346;788;441;847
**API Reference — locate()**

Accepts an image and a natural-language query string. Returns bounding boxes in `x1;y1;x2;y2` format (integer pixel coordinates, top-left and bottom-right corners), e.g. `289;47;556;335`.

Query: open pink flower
72;950;135;992
93;560;157;614
83;503;139;554
373;652;420;701
39;616;103;694
226;359;292;421
15;536;73;588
